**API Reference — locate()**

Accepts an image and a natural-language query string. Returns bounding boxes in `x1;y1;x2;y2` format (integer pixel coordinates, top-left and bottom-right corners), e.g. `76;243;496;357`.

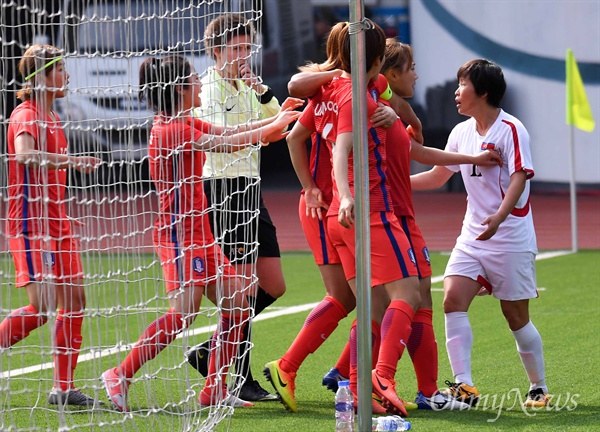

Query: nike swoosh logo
275;369;287;388
225;104;236;112
375;375;388;391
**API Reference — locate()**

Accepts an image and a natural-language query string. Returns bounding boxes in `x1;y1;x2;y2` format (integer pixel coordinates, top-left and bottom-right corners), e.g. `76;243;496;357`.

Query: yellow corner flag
566;49;595;132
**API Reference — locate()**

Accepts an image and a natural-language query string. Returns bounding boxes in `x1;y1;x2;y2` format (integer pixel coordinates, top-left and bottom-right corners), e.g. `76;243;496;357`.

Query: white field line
1;250;574;379
0;302;319;379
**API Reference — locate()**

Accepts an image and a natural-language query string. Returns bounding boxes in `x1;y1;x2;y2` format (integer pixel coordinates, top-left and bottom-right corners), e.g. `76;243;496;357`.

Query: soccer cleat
238;379;278;402
371;370;408;417
322;367;347;393
101;367;130;412
370;393;387;415
198;389;254;408
263;360;297;413
523;388;551;408
186;342;210;377
442;380;480;407
48;388;103;407
414;390;470;410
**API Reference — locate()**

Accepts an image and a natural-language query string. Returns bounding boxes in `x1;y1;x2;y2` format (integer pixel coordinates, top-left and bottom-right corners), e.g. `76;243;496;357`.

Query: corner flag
566;49;595;132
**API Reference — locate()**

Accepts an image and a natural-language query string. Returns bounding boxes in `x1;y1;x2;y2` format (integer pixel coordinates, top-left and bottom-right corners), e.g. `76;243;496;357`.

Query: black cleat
238;379;279;402
186;342;210;377
48;388;104;407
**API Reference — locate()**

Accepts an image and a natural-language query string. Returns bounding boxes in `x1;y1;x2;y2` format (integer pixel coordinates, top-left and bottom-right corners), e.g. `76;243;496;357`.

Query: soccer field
0;251;599;431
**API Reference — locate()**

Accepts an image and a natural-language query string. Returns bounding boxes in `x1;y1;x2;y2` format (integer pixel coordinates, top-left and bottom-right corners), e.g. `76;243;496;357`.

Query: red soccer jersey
6;100;70;238
298;81;337;204
385;119;414;217
148;115;213;245
328;75;393;215
368;74;413;216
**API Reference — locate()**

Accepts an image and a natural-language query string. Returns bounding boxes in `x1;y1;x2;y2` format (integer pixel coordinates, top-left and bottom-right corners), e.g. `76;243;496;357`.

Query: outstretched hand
262;109;302;143
280;97;304;112
474;149;503;167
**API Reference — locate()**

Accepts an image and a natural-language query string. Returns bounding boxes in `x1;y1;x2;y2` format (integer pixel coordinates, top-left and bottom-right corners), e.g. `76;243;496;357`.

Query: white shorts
445;242;538;301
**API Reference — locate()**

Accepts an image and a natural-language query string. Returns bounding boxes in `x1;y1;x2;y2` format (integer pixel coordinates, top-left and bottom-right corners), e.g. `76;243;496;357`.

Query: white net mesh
0;1;263;430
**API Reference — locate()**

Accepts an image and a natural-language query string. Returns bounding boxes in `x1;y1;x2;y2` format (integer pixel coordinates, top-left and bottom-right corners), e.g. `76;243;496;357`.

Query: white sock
512;321;547;392
445;312;474;387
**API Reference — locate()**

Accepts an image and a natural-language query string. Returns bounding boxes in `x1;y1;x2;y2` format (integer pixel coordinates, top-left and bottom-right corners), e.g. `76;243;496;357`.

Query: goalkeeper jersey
195;67;280;178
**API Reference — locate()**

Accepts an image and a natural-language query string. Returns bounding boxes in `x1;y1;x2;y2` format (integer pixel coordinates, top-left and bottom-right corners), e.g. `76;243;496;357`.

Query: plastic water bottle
334;380;354;432
371;416;412;431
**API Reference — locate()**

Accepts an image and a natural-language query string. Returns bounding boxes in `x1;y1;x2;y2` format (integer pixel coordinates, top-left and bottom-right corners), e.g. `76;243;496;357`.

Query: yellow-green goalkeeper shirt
195;66;281;178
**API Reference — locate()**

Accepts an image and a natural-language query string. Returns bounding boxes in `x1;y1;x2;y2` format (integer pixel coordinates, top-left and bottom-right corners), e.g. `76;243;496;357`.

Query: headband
24;56;63;81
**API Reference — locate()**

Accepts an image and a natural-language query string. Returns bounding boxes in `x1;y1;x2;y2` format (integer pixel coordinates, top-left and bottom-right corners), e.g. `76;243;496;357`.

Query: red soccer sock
205;313;248;395
54;310;84;391
349;319;381;397
280;296;348;374
407;308;438;397
119;309;184;380
376;300;415;380
0;304;46;348
335;342;351;379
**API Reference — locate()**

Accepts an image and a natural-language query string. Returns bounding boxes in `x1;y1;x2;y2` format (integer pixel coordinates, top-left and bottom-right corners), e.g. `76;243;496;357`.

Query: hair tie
24;56;62;81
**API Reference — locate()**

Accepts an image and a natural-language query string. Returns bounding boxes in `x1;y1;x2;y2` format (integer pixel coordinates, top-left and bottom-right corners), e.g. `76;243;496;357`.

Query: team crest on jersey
481;142;496;150
422;247;431;264
192;257;205;275
369;88;379;102
408;248;416;265
42;252;55;267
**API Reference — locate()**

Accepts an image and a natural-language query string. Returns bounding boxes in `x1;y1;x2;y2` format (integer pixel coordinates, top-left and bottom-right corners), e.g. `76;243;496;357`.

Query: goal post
0;1;264;430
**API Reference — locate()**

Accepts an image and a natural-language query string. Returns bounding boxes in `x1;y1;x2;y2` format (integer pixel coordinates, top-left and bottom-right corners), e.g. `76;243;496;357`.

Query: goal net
0;1;263;430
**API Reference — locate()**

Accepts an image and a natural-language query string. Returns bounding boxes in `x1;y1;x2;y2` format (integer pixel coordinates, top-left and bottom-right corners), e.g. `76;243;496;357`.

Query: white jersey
445;109;538;253
195;67;281;178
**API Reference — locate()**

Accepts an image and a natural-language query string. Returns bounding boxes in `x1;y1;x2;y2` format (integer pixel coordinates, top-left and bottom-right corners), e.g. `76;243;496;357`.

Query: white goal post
0;1;272;430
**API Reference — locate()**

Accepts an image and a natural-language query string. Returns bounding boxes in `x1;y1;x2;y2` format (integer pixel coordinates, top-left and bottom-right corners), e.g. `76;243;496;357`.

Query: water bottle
335;380;354;432
371;415;412;431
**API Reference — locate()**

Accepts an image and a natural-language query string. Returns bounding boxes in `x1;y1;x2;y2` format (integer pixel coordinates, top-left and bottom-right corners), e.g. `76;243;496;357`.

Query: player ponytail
139;55;192;115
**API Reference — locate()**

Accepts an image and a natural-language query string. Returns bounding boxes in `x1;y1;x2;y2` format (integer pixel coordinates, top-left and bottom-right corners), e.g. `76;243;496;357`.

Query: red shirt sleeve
299;98;317;132
187;117;213;134
11;107;40;145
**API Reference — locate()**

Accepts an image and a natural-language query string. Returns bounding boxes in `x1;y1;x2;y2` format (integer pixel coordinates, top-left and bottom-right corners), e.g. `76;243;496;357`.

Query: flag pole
568;125;578;252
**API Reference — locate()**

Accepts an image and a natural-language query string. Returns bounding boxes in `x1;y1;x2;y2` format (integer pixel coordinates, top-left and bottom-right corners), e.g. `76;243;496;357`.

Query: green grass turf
0;251;598;431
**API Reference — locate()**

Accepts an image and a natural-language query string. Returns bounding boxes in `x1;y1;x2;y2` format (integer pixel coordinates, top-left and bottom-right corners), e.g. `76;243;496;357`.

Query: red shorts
155;240;236;292
396;215;432;279
9;235;83;287
299;196;341;266
326;211;418;285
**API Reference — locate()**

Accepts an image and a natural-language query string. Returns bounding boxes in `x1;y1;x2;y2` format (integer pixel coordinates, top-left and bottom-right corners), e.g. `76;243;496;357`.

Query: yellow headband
25;56;63;81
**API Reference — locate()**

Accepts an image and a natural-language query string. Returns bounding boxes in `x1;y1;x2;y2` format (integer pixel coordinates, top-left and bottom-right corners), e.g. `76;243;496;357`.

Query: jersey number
470;165;482;177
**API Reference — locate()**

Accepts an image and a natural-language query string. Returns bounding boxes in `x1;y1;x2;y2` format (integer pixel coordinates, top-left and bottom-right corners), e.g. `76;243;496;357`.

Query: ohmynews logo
473;389;579;422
